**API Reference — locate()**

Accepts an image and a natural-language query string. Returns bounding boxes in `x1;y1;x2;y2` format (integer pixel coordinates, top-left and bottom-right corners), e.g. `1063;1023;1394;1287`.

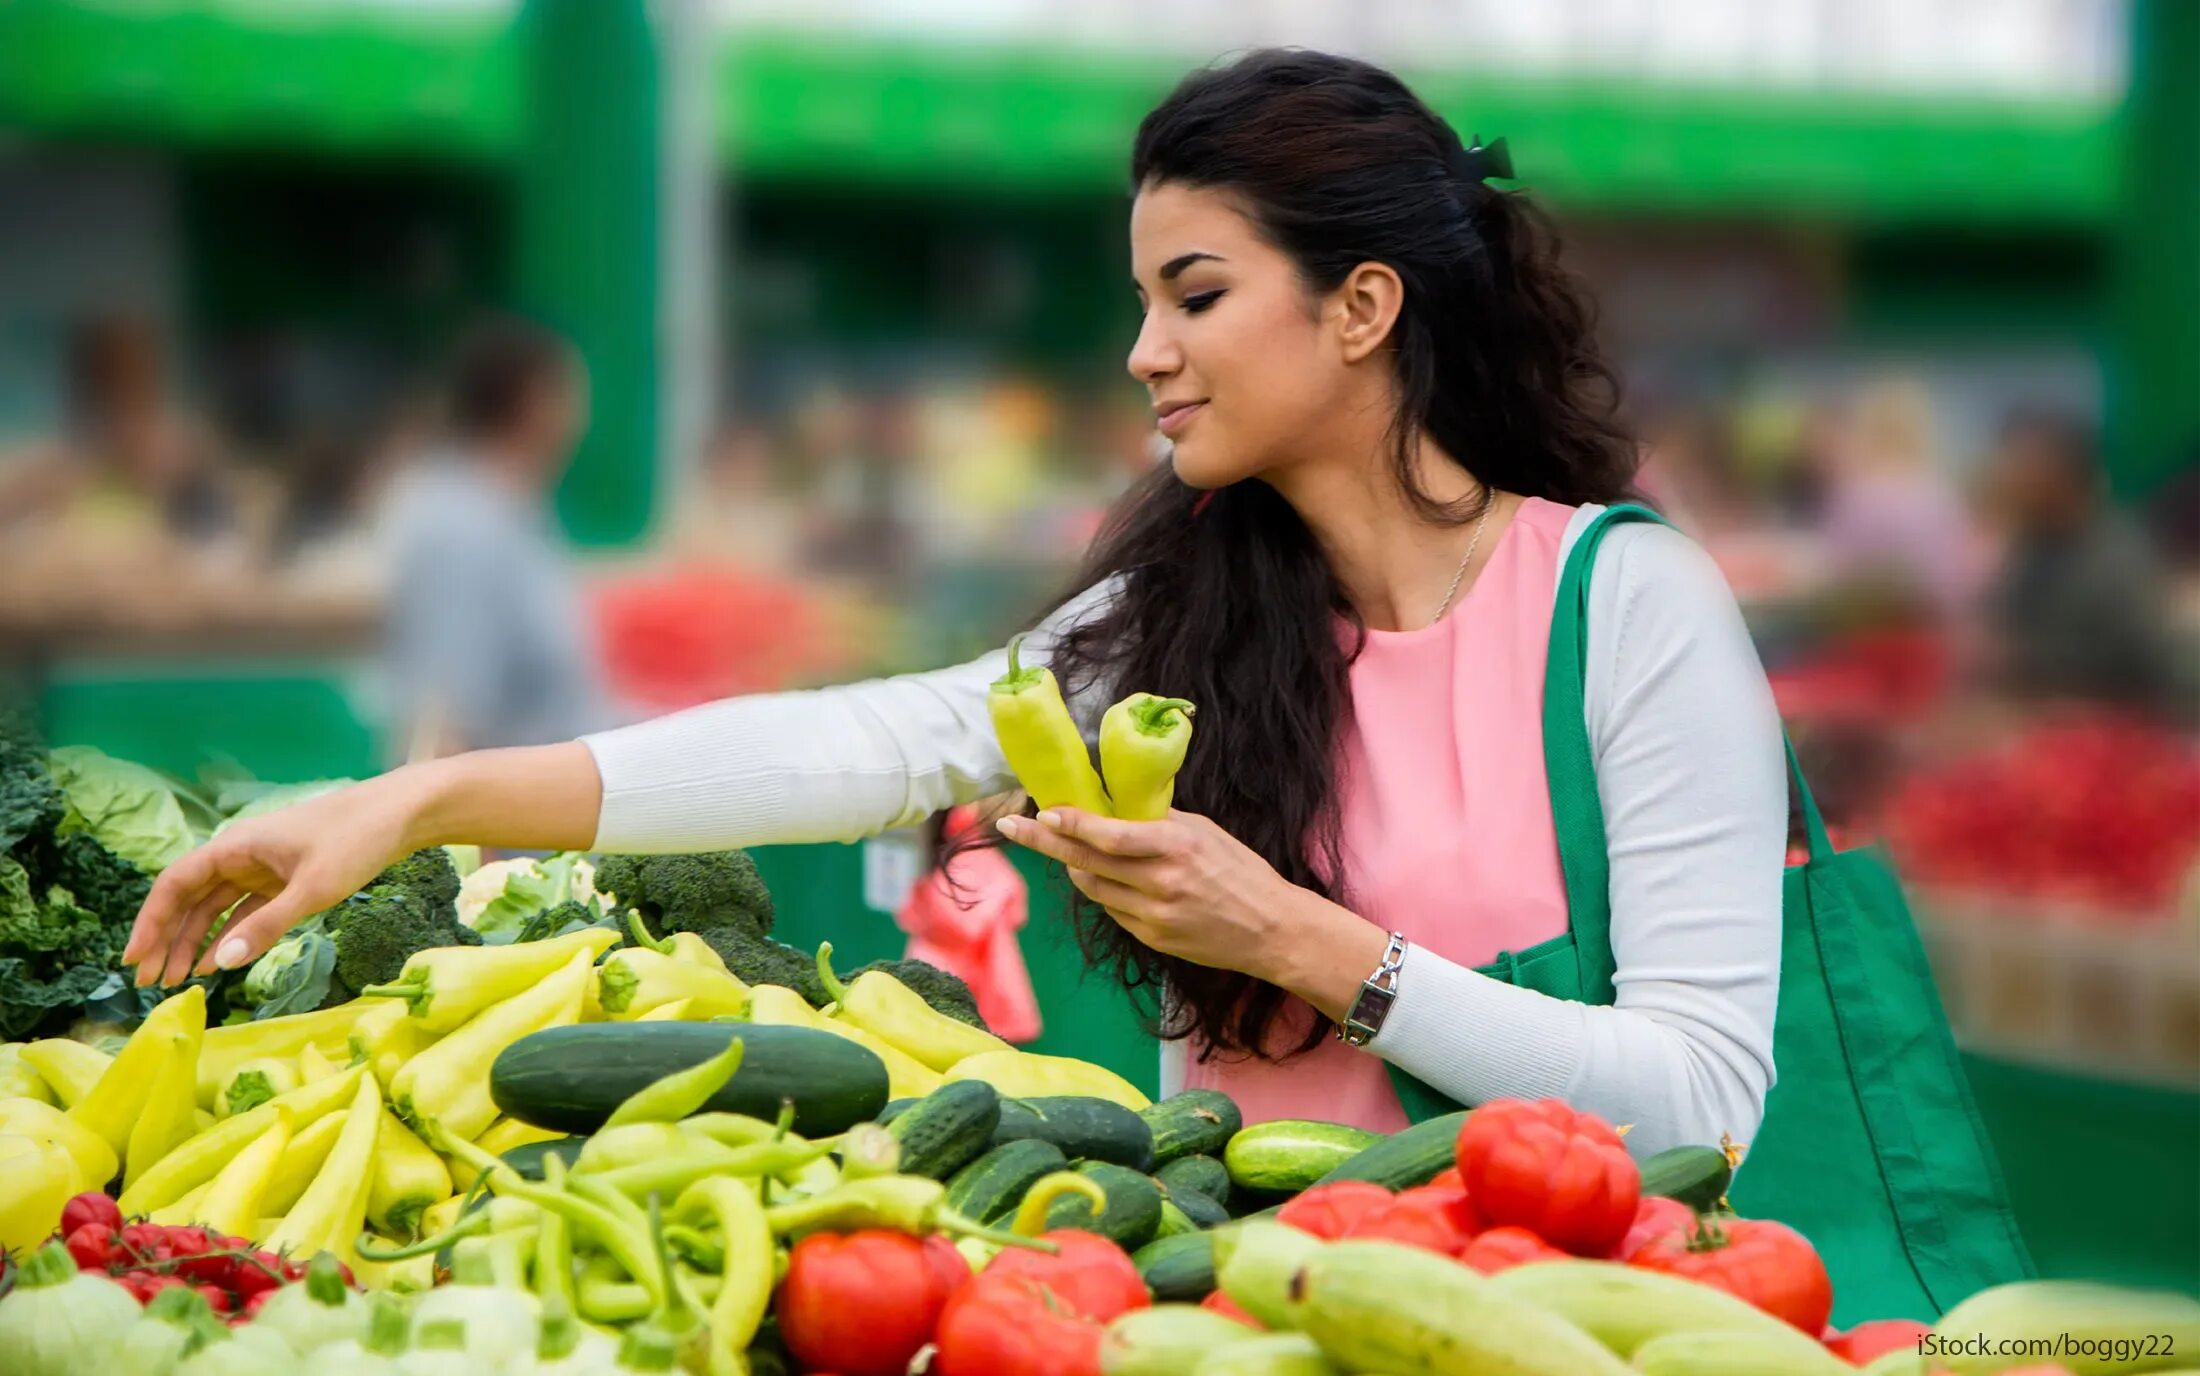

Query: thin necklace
1428;495;1497;627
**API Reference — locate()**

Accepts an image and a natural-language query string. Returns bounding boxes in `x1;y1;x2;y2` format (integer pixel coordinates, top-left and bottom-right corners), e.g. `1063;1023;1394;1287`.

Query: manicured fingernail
1035;811;1062;829
995;817;1022;838
214;938;250;970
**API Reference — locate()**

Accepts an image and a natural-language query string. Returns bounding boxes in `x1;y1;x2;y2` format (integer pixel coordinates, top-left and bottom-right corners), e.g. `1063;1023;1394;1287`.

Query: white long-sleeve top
581;504;1787;1156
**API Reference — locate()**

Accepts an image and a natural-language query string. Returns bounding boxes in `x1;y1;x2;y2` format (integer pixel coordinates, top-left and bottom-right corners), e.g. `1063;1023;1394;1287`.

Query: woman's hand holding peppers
995;807;1388;1018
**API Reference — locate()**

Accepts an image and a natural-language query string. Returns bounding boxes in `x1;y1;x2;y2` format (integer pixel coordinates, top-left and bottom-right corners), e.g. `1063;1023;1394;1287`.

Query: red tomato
1459;1226;1569;1274
776;1231;970;1376
1425;1167;1465;1191
1454;1098;1640;1256
1275;1181;1394;1241
1628;1216;1833;1335
981;1231;1149;1324
58;1193;121;1239
1612;1195;1698;1260
1343;1185;1481;1257
1824;1318;1931;1363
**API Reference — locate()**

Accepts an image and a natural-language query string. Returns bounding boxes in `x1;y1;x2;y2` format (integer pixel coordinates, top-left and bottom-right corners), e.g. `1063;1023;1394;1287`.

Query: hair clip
1449;134;1515;184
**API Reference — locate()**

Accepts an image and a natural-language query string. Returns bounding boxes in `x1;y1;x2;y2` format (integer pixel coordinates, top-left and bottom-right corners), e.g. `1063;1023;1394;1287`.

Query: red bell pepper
1627;1215;1833;1335
1459;1225;1569;1274
1822;1317;1932;1364
980;1231;1148;1324
1426;1167;1465;1191
775;1230;970;1376
1454;1097;1640;1256
1343;1184;1482;1257
934;1273;1104;1376
1275;1180;1394;1240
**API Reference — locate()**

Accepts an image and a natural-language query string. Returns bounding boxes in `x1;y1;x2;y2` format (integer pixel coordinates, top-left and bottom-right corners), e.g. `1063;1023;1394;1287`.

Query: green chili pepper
833;1122;902;1181
587;1134;837;1202
603;1034;746;1128
988;633;1113;815
761;1174;1051;1251
677;1177;775;1376
1099;693;1197;820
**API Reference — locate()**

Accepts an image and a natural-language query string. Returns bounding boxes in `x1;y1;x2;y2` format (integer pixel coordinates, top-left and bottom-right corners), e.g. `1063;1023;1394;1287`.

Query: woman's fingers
193;882;325;977
997;813;1157;887
1038;807;1174;857
150;881;247;988
1069;867;1155;918
126;848;223;968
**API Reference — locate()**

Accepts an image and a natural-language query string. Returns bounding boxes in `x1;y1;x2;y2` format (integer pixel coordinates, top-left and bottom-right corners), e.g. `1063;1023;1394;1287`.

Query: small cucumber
1154;1198;1199;1240
1223;1120;1382;1194
1166;1186;1229;1230
944;1138;1069;1224
1486;1258;1820;1358
1046;1160;1166;1250
876;1097;918;1124
886;1080;1002;1180
1154;1154;1230;1204
497;1135;587;1181
1638;1143;1732;1211
1308;1109;1468;1190
1098;1304;1259;1376
1631;1331;1853;1376
1133;1231;1217;1303
1191;1334;1339;1376
993;1095;1157;1172
1292;1241;1632;1376
1213;1220;1323;1329
1140;1090;1243;1166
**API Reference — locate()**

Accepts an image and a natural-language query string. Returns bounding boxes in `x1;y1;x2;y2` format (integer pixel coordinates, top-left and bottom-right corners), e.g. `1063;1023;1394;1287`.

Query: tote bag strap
1545;504;1834;1002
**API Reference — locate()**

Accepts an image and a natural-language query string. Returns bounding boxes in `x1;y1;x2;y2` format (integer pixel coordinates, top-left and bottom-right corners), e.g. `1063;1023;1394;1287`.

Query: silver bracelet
1337;931;1408;1046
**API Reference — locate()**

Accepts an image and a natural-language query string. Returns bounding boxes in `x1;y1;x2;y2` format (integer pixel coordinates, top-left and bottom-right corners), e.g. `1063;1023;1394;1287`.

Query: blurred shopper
1817;376;1983;623
377;316;619;759
669;419;805;572
1980;407;2178;713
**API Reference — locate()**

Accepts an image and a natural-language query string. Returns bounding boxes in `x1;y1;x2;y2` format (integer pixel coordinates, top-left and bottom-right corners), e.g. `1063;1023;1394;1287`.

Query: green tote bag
1385;503;2033;1325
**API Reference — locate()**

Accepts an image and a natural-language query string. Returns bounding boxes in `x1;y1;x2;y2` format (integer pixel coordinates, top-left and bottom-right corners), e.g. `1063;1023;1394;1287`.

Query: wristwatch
1336;931;1408;1046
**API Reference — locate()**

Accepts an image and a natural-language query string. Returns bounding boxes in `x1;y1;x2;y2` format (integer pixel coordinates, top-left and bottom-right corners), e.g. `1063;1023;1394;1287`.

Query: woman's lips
1158;401;1206;437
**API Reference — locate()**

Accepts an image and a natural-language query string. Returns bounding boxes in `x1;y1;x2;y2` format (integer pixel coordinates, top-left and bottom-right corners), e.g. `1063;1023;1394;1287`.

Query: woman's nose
1126;309;1179;384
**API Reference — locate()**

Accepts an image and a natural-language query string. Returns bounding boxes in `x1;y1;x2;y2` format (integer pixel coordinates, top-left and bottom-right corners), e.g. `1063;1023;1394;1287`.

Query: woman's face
1126;181;1350;489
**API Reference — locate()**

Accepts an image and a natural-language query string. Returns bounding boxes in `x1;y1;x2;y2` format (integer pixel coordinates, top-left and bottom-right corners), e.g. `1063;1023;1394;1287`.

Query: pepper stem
354;978;430;1014
356;1207;492;1261
995;633;1042;693
626;908;674;954
815;942;850;1007
1130;697;1197;734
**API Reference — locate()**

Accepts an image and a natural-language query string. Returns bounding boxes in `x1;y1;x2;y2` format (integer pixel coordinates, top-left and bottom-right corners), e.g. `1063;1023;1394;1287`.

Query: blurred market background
0;0;2194;1291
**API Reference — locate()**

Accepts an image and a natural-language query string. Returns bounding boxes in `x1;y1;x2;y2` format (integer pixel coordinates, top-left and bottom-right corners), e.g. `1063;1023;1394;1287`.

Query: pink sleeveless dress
1181;496;1578;1131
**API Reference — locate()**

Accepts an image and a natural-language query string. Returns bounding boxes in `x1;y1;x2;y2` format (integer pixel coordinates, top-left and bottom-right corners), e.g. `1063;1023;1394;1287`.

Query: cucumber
886;1081;1002;1180
944;1138;1069;1225
1223;1120;1382;1194
1132;1231;1217;1303
876;1097;918;1125
1165;1186;1229;1230
1309;1109;1468;1190
1099;1305;1260;1376
1631;1331;1853;1376
498;1135;588;1181
1191;1334;1338;1376
1639;1144;1732;1211
1486;1258;1827;1358
488;1022;890;1138
1046;1160;1165;1250
1153;1198;1199;1240
992;1096;1156;1172
1140;1090;1243;1167
1154;1154;1230;1204
1292;1242;1632;1375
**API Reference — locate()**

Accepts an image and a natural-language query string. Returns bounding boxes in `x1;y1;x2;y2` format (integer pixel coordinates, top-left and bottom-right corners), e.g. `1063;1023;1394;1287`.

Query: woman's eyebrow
1131;251;1228;291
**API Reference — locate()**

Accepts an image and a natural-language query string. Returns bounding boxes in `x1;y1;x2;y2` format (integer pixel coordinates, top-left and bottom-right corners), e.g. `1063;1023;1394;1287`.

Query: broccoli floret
850;958;989;1030
593;851;774;944
514;899;610;945
713;929;830;1007
327;847;476;994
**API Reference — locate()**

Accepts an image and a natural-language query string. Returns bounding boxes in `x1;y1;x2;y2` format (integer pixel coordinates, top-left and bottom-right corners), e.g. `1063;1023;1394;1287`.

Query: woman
123;49;1785;1158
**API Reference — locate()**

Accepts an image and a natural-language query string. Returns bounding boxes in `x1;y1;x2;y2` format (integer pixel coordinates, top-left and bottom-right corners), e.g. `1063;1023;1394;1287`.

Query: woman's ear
1330;261;1406;365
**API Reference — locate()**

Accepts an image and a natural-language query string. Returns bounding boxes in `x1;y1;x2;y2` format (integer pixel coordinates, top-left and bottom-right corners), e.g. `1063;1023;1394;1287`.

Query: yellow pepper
358;926;621;1034
19;1038;110;1107
124;1030;204;1187
392;945;592;1140
297;1042;340;1082
1098;693;1197;821
621;907;730;972
0;1096;117;1189
676;1177;774;1375
117;1062;366;1215
0;1045;53;1104
71;984;205;1155
149;1180;212;1227
196;1109;292;1242
475;1116;566;1154
368;1110;454;1238
815;943;1011;1072
945;1049;1152;1110
197;1000;368;1108
262;1107;349;1216
217;1057;301;1118
745;984;944;1099
0;1135;78;1252
596;947;750;1021
267;1071;384;1267
988;633;1114;815
636;998;693;1022
349;999;439;1090
351;1250;437;1292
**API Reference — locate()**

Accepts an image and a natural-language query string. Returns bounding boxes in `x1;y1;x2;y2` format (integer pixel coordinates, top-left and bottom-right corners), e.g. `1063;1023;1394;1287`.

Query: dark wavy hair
956;48;1641;1061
